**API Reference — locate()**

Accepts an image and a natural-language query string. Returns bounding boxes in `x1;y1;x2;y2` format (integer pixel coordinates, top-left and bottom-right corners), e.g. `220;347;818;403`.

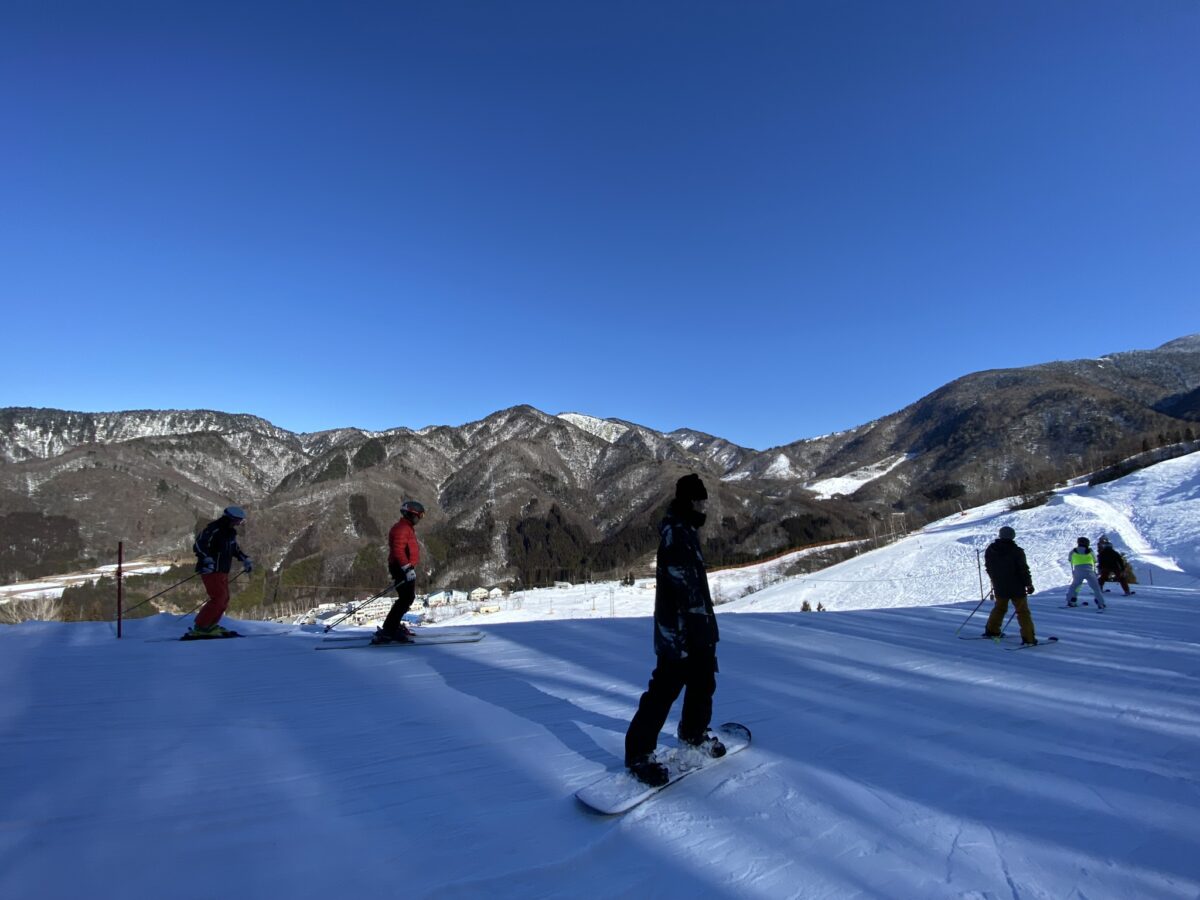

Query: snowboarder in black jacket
624;474;726;786
983;525;1037;645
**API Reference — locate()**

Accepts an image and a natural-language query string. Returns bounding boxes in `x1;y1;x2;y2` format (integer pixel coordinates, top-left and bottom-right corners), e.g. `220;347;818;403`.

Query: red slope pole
116;542;124;639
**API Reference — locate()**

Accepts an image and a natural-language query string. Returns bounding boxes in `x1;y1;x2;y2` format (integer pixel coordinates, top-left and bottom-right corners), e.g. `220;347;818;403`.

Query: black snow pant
381;560;416;635
624;653;717;765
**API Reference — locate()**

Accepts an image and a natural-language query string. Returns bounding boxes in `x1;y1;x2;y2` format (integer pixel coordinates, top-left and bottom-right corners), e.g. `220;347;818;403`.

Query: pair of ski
315;627;485;650
958;633;1059;651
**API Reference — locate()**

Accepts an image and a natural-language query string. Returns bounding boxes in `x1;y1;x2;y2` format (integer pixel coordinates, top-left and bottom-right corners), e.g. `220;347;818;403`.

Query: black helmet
401;500;426;519
1078;536;1090;547
675;474;708;502
998;526;1016;540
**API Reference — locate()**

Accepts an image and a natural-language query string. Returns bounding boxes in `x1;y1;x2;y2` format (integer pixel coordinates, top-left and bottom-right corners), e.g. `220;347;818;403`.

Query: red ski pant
195;573;230;629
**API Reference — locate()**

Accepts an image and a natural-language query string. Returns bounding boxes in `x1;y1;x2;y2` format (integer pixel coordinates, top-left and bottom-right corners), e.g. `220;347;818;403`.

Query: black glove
242;557;253;574
1026;584;1035;595
402;564;416;583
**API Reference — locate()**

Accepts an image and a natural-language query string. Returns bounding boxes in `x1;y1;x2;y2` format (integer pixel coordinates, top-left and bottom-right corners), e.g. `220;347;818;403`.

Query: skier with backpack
188;506;253;638
624;474;727;786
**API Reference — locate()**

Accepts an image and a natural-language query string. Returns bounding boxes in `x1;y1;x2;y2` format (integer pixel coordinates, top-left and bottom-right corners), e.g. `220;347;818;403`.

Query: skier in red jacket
373;500;425;643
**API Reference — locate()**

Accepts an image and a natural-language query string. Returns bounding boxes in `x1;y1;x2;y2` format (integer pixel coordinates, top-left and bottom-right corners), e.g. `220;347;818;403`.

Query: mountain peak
557;413;630;443
1159;333;1200;352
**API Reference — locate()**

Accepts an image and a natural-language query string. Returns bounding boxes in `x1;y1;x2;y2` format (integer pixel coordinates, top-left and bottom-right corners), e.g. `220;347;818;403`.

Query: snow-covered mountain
1;335;1197;592
721;334;1200;504
0;407;301;463
2;450;1198;899
0;404;867;587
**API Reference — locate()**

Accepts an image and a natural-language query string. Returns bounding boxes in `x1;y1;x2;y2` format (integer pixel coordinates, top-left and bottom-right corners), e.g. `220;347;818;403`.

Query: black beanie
675;473;708;502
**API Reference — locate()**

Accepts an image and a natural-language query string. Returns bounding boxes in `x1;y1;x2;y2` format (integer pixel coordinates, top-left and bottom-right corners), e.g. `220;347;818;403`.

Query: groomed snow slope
1;453;1199;899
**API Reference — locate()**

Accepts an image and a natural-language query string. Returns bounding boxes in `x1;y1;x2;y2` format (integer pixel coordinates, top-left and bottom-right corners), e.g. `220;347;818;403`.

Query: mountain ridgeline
2;336;1198;606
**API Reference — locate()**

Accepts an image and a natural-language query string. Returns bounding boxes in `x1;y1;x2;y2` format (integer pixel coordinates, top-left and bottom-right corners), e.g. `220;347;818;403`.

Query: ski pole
122;572;200;616
954;588;994;636
323;578;402;633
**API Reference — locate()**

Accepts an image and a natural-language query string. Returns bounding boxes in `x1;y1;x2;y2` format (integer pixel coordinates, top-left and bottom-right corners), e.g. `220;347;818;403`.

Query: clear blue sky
1;2;1196;450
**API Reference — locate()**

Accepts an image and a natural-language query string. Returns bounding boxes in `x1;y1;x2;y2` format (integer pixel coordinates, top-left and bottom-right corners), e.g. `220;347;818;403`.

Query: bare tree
0;594;64;624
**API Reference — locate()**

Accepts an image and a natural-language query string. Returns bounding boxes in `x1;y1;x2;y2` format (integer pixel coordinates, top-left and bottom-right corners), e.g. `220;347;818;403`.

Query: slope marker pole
116;542;124;640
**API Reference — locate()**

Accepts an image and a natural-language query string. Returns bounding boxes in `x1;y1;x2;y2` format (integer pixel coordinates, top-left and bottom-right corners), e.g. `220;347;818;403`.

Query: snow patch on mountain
715;448;801;480
557;413;630;444
805;454;911;499
762;453;798;479
666;431;704;451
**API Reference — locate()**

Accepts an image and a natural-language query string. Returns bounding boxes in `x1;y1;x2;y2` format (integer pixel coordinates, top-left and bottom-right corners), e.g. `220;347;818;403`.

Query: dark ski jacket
193;516;249;574
984;537;1033;598
653;500;719;660
1098;545;1125;573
